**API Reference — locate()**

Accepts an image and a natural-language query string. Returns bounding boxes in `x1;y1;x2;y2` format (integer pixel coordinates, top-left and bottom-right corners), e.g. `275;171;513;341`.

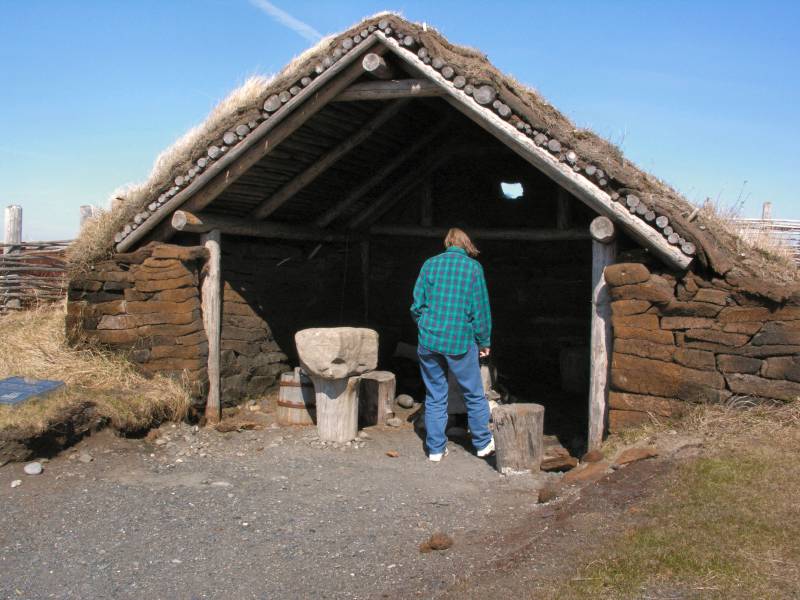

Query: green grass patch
562;449;800;599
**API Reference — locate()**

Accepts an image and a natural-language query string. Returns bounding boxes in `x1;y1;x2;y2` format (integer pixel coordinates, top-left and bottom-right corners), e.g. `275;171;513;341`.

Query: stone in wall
605;262;800;432
67;242;209;399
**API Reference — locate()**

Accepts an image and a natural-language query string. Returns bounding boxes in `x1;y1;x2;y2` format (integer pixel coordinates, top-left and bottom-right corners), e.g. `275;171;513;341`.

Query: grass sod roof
68;13;798;301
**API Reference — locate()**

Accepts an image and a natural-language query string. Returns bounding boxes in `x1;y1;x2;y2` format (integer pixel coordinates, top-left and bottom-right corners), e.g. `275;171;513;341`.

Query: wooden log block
472;85;496;105
359;371;396;426
310;375;360;443
362;53;395;79
589;216;616;243
492;404;545;474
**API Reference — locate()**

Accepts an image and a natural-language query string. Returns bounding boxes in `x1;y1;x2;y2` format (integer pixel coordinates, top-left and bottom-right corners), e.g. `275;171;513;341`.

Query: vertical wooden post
202;229;222;425
360;239;370;323
588;216;616;451
4;205;22;254
420;181;433;227
556;188;572;230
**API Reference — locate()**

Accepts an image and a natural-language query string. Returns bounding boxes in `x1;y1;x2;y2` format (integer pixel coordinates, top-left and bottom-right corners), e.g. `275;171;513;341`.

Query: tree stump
359;370;395;426
311;375;360;443
492;404;545;474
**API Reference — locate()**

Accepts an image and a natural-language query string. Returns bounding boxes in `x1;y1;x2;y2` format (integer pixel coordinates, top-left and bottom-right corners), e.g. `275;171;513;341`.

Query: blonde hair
444;227;479;257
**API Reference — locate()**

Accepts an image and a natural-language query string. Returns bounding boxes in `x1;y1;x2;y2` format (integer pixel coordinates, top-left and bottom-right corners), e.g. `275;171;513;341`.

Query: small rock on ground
581;449;604;463
614;446;658;467
386;417;403;427
23;462;43;476
10;479;22;488
395;394;415;409
562;461;610;484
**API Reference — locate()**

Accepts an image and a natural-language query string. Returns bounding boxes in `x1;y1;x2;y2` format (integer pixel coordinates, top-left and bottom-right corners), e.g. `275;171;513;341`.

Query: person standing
410;228;494;462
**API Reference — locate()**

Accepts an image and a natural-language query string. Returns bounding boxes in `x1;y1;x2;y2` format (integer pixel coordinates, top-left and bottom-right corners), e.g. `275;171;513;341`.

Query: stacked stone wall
606;262;800;430
67;243;209;397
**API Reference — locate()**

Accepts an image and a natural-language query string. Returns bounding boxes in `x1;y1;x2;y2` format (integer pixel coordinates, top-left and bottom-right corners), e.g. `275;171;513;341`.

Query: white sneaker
476;438;495;458
429;448;449;462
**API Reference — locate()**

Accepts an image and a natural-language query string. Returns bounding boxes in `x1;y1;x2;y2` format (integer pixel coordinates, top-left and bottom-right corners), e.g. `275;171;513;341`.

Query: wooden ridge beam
250;99;409;220
116;34;383;252
369;225;592;241
171;210;353;242
334;79;444;102
377;32;692;271
315;118;451;228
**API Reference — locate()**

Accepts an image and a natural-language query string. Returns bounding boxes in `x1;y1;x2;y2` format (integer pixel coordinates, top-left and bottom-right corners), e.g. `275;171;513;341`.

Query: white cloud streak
249;0;322;43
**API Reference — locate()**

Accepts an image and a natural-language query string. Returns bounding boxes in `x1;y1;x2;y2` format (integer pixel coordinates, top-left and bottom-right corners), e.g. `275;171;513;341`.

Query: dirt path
0;422;673;599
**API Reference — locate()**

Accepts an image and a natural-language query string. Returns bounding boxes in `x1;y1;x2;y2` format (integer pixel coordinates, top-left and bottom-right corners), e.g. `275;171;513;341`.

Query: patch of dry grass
698;199;799;284
556;401;800;599
0;306;190;433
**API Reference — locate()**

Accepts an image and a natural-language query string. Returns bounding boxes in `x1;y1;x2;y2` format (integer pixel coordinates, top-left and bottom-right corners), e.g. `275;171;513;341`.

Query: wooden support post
360;239;370;323
588;216;616;450
4;205;22;254
359;371;396;426
556;188;572;230
202;229;222;425
493;404;545;474
420;182;433;227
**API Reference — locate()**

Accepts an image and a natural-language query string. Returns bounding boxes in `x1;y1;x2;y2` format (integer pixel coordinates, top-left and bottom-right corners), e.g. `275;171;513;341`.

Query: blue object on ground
0;377;65;406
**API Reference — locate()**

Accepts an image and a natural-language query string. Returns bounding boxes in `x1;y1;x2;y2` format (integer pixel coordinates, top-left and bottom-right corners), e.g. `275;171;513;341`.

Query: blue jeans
417;344;492;454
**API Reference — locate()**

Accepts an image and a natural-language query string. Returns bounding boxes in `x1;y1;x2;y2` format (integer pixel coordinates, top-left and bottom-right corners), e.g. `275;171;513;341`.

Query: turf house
66;14;800;450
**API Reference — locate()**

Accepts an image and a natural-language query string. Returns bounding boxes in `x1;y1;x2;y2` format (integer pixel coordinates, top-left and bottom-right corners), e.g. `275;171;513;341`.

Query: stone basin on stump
295;327;378;443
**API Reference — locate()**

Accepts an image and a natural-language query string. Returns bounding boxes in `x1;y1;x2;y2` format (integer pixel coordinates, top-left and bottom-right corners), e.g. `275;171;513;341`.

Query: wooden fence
0;240;71;313
734;203;800;264
0;205;88;314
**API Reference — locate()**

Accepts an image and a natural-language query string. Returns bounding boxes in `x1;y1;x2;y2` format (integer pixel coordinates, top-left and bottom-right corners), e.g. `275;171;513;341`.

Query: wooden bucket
277;368;315;426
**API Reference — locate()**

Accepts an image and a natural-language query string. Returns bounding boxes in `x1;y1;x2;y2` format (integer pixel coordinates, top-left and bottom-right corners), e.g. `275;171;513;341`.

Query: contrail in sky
249;0;322;43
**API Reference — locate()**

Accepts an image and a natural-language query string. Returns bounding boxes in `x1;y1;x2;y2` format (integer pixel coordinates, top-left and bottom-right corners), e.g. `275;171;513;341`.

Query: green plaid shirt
410;246;492;355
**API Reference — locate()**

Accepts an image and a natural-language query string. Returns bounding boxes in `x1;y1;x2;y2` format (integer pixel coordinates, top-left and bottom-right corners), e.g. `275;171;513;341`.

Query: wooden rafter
377;32;692;270
249;99;409;220
315;118;452;228
115;35;385;252
347;141;455;230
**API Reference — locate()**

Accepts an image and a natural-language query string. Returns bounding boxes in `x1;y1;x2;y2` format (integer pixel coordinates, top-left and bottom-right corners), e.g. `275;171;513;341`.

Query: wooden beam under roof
369;224;591;241
334;79;444;102
171;211;353;242
249;99;409;221
376;32;692;271
116;34;385;252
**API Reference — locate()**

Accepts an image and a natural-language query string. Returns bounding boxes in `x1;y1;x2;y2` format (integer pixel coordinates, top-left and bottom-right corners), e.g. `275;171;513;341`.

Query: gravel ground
0;416;551;600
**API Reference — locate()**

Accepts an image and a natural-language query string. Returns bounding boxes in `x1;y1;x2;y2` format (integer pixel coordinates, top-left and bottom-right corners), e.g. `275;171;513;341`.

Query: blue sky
1;0;798;240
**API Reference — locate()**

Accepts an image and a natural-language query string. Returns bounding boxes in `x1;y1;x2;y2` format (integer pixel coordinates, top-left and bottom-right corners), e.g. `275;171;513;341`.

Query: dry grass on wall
0;306;190;433
698;199;799;283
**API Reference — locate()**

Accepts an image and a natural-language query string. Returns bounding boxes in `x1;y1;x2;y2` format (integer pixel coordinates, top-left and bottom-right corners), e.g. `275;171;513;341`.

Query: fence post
4;205;22;254
762;202;772;221
79;205;95;229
